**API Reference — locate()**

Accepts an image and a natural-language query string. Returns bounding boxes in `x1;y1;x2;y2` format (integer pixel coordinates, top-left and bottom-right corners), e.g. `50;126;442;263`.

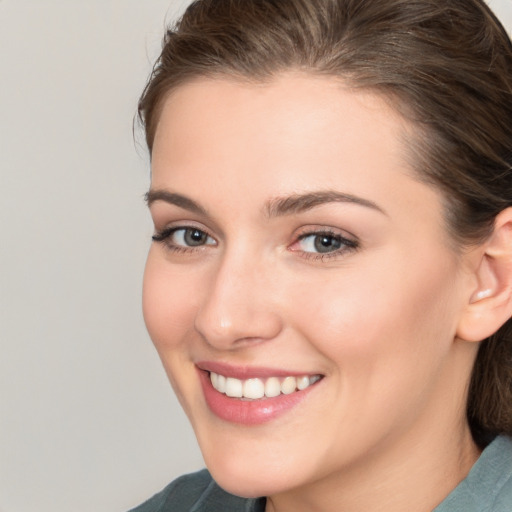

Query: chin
208;464;295;498
200;439;316;499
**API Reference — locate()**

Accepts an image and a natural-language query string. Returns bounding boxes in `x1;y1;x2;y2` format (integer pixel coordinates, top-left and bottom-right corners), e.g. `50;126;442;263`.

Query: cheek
288;250;461;379
283;252;463;443
142;249;205;413
142;248;199;352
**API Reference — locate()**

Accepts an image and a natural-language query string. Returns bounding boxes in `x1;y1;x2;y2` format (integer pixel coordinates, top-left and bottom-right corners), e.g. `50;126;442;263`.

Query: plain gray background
1;1;511;511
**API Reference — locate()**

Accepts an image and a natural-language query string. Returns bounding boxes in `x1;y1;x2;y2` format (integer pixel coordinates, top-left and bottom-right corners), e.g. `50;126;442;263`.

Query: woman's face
144;74;476;497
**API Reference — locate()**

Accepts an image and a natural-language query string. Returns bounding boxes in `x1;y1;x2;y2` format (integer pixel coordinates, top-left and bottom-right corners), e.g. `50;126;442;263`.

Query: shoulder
485;436;512;512
435;435;512;512
128;469;264;512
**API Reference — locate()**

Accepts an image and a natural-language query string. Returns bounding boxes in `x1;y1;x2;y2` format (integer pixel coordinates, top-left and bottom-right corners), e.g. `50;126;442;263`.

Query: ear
456;207;512;342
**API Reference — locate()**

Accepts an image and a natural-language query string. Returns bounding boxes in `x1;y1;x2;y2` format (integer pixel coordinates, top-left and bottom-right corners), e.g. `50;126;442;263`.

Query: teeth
225;377;243;398
297;376;310;390
243;378;265;399
281;376;296;395
264;377;281;398
217;374;226;393
209;372;321;399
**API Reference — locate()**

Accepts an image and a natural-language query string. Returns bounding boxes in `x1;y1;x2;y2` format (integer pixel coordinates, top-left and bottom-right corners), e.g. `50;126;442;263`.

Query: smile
197;362;325;424
209;372;322;400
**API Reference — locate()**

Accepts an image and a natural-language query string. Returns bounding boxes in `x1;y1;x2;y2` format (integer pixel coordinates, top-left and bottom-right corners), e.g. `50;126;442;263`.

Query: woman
131;0;512;510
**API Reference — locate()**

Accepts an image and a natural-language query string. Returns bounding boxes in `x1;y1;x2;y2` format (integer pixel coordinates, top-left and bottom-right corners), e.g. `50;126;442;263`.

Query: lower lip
198;370;318;425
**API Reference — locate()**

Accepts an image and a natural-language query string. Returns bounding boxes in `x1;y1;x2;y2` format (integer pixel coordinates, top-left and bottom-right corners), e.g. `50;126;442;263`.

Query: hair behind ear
468;319;512;447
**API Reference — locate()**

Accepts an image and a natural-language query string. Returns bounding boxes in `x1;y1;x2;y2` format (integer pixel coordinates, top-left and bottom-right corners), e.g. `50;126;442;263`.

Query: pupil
186;229;205;246
314;235;341;253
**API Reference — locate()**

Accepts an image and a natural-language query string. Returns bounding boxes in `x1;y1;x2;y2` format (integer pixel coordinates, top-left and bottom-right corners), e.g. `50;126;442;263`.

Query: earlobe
457;207;512;343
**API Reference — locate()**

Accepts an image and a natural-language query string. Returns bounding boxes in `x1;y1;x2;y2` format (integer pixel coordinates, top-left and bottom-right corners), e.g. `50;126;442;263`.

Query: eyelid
294;225;358;243
148;201;222;236
152;218;214;237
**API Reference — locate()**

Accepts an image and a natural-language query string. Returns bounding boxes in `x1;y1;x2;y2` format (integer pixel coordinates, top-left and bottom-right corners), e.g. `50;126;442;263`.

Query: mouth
196;363;324;424
209;371;322;400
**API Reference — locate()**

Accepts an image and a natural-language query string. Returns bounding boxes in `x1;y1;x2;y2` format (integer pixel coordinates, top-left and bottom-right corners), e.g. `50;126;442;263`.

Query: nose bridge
194;244;282;349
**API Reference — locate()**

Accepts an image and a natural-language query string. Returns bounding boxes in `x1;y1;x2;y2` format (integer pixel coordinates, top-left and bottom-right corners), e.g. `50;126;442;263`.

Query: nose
194;250;283;350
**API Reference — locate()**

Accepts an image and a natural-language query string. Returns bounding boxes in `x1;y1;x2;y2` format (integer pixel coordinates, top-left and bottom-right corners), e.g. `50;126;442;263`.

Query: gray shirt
130;436;512;512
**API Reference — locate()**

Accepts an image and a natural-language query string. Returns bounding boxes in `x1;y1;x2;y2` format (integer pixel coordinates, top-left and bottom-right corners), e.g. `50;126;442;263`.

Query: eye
291;230;359;257
173;228;214;247
152;227;216;249
299;233;343;253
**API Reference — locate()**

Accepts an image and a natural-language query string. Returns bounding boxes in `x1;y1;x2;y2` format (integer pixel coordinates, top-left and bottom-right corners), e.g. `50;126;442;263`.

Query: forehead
154;73;406;141
152;73;409;176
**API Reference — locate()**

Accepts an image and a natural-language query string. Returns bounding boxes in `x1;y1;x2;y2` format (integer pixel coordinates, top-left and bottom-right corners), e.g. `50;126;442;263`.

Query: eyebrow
265;191;386;217
145;190;207;215
145;188;386;217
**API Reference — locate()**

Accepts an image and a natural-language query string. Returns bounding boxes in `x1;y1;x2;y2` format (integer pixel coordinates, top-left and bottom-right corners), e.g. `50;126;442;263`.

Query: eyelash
152;226;359;260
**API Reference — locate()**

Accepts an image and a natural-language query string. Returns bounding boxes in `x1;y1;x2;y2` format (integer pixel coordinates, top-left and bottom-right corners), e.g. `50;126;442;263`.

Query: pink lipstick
197;362;322;425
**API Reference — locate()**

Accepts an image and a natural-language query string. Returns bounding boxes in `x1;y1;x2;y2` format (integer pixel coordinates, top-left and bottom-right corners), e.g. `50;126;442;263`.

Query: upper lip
196;361;322;380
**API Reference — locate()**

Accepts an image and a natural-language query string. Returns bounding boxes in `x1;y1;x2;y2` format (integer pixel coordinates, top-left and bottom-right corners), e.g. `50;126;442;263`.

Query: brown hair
138;0;512;447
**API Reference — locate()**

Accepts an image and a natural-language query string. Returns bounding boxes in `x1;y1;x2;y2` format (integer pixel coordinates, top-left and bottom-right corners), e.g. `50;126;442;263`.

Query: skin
143;73;482;512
